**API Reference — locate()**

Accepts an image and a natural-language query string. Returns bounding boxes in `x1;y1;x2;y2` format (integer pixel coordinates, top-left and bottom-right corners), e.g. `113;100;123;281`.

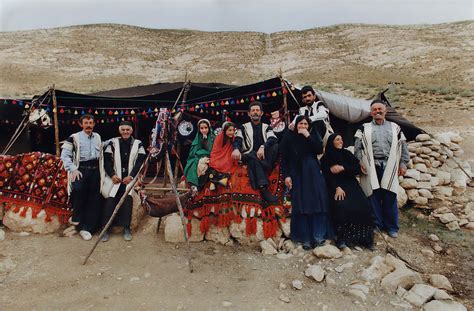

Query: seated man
101;121;146;242
231;101;279;202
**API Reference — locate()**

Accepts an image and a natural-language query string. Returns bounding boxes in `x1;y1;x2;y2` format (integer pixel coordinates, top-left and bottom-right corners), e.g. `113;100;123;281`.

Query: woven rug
185;163;291;239
0;152;71;224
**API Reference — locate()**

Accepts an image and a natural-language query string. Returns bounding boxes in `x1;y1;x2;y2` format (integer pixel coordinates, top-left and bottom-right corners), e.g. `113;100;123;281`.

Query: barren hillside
0;22;472;97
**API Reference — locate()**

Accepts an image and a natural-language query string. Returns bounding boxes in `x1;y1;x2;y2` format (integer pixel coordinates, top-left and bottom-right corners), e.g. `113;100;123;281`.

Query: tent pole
278;71;289;124
173;79;191;185
52;85;60;156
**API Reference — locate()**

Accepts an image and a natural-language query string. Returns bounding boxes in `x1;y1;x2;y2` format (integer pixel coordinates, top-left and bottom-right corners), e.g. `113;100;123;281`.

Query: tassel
20;206;28;217
45;212;52;222
186;222;192;237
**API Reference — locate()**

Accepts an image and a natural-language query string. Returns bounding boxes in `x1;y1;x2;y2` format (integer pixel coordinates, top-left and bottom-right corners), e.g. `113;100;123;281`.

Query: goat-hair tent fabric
0;77;424;154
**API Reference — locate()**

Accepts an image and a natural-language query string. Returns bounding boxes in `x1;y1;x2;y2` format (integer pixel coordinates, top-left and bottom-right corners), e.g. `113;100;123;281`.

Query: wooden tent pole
173;79;191;185
278;71;289;124
52;85;60;156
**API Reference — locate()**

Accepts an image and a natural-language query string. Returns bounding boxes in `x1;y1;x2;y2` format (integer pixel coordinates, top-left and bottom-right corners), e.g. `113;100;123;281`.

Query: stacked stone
399;132;473;231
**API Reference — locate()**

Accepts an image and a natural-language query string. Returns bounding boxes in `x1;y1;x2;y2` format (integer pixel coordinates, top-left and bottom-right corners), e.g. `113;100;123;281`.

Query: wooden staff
83;154;151;265
165;150;193;272
52;85;60;156
173;79;191;185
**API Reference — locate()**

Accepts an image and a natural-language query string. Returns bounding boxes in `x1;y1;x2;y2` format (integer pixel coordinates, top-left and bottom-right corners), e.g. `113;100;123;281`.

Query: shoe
123;228;133;241
79;230;92;241
101;233;109;242
388;231;398;238
303;243;312;250
367;244;376;251
260;188;278;203
312;239;325;248
337;242;347;250
68;217;79;226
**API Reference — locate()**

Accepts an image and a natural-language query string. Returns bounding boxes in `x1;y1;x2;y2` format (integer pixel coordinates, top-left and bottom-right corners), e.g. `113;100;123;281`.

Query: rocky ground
0;22;473;310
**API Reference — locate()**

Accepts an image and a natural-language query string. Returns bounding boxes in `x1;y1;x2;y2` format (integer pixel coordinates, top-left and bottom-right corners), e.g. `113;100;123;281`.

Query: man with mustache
354;100;409;238
100;121;146;242
61;114;103;241
232;101;279;202
289;85;331;144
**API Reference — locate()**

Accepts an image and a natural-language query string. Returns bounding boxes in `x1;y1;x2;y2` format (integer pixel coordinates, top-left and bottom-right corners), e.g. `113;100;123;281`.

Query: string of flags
1;86;289;122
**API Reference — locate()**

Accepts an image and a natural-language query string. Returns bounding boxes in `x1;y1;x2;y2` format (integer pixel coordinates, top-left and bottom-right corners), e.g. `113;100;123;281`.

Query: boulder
292;279;303;290
205;225;231;245
418;189;434;199
429;274;453;291
430;177;440;186
420;249;435;257
423;300;467;311
420;173;432;181
304;264;325;282
407;189;419;201
465;222;474;230
164;214;204;243
414;197;429;205
435;171;451;186
401;178;418;189
229;219;268;245
416;134;431;142
3;208;61;234
397;188;408;207
278;218;291;238
313;244;342;259
417;182;432;190
428;234;440;242
438;213;458;224
361;255;394;281
414;163;428;173
403;284;437;307
260;240;278;255
446;221;460;231
434;186;454;197
405;169;421;181
381;268;422;292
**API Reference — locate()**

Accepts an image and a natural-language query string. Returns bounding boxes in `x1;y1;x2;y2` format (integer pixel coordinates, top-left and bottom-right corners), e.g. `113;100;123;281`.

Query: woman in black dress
281;116;332;250
321;133;374;250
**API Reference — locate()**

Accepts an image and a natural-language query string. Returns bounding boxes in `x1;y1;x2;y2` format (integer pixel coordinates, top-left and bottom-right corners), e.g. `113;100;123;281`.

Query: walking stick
83;154;151;265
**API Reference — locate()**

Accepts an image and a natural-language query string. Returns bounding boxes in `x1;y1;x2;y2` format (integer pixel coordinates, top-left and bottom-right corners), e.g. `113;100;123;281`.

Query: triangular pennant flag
250;96;255;101
240;99;244;104
59;108;65;113
74;110;78;115
114;110;119;115
256;95;260;100
108;110;113;115
272;91;277;97
130;110;135;115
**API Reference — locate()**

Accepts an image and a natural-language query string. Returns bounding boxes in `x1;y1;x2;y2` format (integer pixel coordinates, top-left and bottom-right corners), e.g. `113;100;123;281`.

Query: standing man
232;101;279;202
289;85;332;143
354;99;409;238
61;114;103;241
100;121;146;242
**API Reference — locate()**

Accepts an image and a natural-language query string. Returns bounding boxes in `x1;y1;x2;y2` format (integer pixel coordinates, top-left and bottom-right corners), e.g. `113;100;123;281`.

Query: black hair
222;122;236;146
79;114;95;123
301;85;315;95
248;101;263;111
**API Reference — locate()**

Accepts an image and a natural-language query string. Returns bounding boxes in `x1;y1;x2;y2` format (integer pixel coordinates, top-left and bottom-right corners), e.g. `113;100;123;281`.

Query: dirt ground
0;22;473;310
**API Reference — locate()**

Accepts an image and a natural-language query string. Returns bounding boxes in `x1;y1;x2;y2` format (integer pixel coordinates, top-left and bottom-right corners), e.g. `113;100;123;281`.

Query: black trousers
102;184;133;229
241;144;278;189
71;165;101;232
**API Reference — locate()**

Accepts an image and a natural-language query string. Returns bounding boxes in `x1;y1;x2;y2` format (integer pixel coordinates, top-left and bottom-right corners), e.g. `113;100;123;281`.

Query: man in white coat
354;100;409;238
101;121;146;242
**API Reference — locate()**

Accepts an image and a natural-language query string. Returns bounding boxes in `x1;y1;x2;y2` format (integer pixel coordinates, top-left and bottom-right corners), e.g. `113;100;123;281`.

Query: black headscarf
283;115;313;166
322;133;349;167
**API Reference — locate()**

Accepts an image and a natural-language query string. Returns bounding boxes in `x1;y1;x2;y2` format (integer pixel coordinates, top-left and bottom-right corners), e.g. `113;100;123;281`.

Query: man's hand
70;170;82;182
285;177;292;190
257;146;265;160
398;166;407;176
298;128;310;138
122;176;133;185
335;187;346;201
288;123;295;130
360;164;368;175
111;175;122;184
231;149;241;161
330;165;345;174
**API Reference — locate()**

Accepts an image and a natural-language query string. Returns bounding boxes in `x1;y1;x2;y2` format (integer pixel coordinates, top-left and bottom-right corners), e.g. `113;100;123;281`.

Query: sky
0;0;473;33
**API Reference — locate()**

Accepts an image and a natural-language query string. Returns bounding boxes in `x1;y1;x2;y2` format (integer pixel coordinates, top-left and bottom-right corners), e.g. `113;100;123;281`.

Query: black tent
0;77;424;154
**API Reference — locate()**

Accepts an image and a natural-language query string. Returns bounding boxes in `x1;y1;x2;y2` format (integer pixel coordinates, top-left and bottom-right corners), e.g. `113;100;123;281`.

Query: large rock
381;268;422;292
304;264;325;282
407;189;419;201
429;274;453;291
417;182;432;190
130;191;146;231
402;284;437;307
229;219;266;245
361;256;394;281
414;197;428;205
414;163;428;173
205;225;231;245
438;213;458;224
278;218;291;238
435;171;451;186
313;244;342;259
260;240;277;255
164;214;204;243
0;228;5;241
416;134;431;142
423;300;467;311
434;186;454;197
3;208;61;233
401;178;418;189
446;221;460;231
405;169;421;181
433;132;462;145
418;189;434;199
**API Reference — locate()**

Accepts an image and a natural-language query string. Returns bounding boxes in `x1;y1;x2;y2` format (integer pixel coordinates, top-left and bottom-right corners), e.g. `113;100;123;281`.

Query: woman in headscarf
208;122;238;189
184;119;215;191
281;115;331;250
321;133;374;250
